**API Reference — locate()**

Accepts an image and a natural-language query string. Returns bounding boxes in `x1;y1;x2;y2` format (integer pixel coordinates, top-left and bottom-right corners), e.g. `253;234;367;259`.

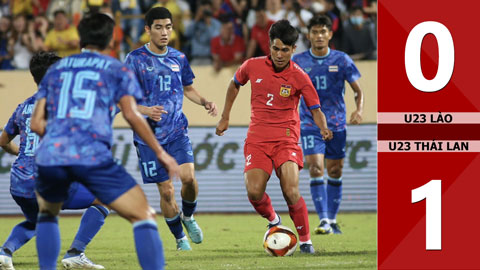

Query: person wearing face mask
341;6;376;60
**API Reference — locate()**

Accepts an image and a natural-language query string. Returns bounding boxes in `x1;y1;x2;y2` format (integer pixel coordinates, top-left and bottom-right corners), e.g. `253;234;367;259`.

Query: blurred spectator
211;15;245;72
266;0;284;21
10;0;33;16
8;14;35;69
111;0;143;44
185;0;220;65
100;4;125;59
212;0;245;37
32;0;50;16
0;0;10;17
284;0;312;53
44;10;80;57
0;15;13;69
246;5;273;59
341;6;376;60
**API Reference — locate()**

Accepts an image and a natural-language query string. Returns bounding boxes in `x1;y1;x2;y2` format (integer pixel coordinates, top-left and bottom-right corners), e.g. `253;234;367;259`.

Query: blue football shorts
134;135;194;183
36;158;137;205
300;129;347;160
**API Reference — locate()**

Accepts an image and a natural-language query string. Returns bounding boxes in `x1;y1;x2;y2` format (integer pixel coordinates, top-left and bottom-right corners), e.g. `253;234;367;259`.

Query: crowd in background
0;0;376;72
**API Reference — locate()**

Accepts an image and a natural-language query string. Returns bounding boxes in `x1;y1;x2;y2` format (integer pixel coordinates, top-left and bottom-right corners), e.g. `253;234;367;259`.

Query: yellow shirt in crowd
44;25;80;57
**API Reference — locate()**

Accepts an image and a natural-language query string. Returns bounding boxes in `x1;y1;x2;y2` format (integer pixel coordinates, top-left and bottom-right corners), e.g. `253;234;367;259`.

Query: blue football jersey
35;51;143;166
125;45;195;145
292;48;361;132
4;95;38;198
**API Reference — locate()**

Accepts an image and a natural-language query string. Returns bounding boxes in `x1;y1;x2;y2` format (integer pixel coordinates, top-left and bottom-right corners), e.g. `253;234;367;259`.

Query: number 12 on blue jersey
57;71;99;119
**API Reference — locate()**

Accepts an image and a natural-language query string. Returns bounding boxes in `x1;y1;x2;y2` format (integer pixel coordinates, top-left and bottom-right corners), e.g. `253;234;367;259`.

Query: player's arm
349;80;364;124
31;98;47;137
118;95;180;179
311;108;333;141
0;131;19;155
137;105;167;122
216;79;240;136
183;84;218;116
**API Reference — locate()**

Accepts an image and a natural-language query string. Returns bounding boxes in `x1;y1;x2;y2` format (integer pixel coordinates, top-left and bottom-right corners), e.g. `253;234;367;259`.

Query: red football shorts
243;142;304;175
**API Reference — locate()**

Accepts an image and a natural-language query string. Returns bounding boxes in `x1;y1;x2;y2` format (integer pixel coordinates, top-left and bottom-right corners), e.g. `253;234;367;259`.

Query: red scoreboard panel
378;0;480;269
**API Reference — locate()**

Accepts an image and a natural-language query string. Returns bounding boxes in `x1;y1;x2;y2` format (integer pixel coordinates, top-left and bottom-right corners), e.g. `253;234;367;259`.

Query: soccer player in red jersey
216;19;333;254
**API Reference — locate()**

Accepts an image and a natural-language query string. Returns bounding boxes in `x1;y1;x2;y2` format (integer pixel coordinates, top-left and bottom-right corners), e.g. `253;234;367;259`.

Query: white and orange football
263;225;298;256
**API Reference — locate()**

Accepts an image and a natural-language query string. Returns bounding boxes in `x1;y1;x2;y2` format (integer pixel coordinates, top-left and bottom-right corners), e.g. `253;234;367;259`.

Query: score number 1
412;180;442;250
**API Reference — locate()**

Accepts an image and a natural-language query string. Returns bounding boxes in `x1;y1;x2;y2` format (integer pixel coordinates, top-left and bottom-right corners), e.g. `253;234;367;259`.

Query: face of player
146;18;173;52
308;25;332;50
270;38;296;71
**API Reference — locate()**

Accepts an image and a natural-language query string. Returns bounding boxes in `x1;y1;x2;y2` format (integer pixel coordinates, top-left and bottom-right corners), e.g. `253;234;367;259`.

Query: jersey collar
309;47;330;59
145;43;169;57
265;55;294;76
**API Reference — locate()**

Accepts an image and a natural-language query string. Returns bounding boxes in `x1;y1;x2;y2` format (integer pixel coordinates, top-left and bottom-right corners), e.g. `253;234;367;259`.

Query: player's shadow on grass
320;250;376;257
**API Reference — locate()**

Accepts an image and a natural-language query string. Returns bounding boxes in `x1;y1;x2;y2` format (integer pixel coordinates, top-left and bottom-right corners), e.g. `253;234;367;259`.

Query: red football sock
288;197;310;242
249;193;276;221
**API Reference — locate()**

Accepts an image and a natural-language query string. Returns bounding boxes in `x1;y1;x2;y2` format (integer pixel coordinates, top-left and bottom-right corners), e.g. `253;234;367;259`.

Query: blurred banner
0;125;377;214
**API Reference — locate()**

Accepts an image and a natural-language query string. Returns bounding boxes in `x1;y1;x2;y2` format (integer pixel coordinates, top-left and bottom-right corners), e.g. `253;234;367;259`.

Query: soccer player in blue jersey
292;15;364;235
125;7;217;251
29;14;179;270
0;51;109;270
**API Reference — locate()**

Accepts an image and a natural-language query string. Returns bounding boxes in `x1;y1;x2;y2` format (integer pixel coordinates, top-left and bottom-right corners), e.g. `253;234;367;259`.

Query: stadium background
0;61;376;214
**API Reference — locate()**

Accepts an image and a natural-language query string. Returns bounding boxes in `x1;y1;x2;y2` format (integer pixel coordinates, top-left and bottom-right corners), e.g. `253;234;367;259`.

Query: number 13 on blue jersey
314;75;327;90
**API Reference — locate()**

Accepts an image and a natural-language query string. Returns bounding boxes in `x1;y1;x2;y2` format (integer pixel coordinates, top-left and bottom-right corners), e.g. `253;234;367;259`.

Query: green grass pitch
0;213;376;270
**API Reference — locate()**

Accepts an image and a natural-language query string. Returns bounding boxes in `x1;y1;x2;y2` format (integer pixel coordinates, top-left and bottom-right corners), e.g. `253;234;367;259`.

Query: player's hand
204;101;218;117
157;151;180;181
321;129;333;141
216;118;229;136
350;110;363;125
148;106;167;122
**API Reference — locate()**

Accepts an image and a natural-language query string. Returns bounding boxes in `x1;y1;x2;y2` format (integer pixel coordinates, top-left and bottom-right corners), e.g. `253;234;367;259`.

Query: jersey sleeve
181;55;195;86
343;54;361;83
233;59;250;86
4;104;21;136
299;73;321;110
114;64;143;104
35;73;49;100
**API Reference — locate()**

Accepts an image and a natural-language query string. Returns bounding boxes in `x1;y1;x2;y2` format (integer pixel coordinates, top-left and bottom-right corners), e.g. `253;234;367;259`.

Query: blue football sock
133;220;165;270
310;177;328;220
36;214;60;270
327;177;343;220
182;199;197;218
165;213;186;239
68;205;109;255
2;220;36;254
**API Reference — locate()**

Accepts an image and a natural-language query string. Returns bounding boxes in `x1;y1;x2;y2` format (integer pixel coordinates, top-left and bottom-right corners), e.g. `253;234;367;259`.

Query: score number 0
405;21;454;250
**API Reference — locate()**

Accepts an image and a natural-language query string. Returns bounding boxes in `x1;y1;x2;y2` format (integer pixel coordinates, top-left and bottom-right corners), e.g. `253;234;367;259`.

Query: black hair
254;0;266;12
53;9;66;17
307;15;333;31
349;6;364;13
77;13;114;50
145;7;172;27
29;51;61;85
218;13;232;24
269;19;298;46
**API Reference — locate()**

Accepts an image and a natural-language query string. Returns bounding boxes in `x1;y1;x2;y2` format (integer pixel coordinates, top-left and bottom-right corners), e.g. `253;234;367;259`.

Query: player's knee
247;188;264;201
125;206;157;223
328;166;343;179
309;165;324;178
181;174;195;186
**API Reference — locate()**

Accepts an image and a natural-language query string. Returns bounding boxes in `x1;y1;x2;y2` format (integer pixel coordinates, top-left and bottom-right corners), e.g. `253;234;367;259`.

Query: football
263;225;298;256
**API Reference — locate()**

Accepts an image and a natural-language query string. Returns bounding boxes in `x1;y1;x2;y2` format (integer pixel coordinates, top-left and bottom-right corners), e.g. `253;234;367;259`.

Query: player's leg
244;143;279;227
178;163;203;244
77;160;165;270
135;141;190;250
324;130;347;234
325;158;345;234
61;183;108;269
156;180;190;250
35;165;71;270
0;195;38;270
301;130;331;234
173;136;203;244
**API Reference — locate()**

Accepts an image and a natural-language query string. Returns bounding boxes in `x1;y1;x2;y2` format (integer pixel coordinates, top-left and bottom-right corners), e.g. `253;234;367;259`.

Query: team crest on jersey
280;85;292;97
171;64;180;72
329;65;339;72
304;67;312;73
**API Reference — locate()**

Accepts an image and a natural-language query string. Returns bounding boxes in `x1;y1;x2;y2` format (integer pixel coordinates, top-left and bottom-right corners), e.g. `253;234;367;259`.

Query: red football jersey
234;56;321;144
